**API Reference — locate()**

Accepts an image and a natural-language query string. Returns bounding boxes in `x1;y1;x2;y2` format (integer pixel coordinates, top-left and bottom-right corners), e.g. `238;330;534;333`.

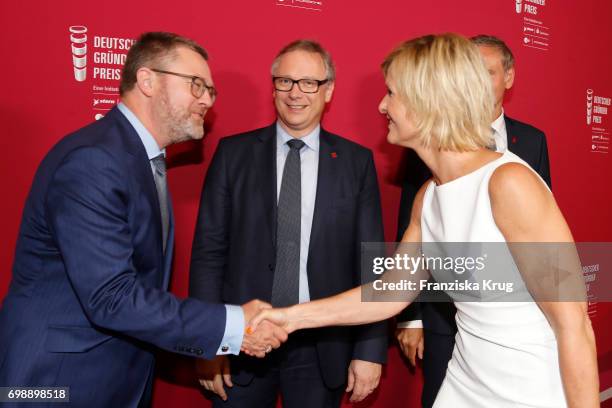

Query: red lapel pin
511;136;517;144
331;152;338;158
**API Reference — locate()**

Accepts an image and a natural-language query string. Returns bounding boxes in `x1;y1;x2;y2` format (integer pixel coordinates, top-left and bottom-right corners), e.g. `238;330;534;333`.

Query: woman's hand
246;306;298;337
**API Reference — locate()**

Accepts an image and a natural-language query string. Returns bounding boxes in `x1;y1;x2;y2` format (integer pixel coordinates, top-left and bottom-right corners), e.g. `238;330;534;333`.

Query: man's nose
288;82;303;99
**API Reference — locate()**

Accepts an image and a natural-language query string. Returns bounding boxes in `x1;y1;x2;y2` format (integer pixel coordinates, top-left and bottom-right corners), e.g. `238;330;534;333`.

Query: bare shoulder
489;162;549;201
489;162;567;241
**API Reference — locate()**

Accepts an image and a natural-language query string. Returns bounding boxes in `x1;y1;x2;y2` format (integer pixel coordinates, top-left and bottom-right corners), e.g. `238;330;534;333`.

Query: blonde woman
249;34;599;407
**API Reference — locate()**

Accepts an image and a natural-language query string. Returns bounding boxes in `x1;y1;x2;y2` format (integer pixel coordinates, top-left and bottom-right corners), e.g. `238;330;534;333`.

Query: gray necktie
271;139;305;307
151;154;169;253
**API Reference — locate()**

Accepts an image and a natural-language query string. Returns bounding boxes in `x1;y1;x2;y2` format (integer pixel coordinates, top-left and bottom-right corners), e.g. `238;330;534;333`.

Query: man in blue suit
0;32;286;407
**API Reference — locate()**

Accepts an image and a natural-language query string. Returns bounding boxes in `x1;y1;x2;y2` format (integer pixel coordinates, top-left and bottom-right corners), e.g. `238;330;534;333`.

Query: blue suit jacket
0;107;226;407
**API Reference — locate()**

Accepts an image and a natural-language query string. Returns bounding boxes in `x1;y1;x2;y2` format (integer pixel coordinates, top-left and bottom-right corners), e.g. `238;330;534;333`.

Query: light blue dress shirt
276;123;320;303
117;103;244;355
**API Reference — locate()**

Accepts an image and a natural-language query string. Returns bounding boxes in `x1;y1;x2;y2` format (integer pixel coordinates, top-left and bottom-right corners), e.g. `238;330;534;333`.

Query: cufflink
221;345;229;353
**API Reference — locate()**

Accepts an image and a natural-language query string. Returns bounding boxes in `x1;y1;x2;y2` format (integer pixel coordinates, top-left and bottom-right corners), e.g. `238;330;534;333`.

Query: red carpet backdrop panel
0;1;610;406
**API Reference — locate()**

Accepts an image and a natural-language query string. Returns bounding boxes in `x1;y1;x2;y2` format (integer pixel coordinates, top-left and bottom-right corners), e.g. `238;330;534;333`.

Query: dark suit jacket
396;115;552;334
0;107;227;407
190;124;388;388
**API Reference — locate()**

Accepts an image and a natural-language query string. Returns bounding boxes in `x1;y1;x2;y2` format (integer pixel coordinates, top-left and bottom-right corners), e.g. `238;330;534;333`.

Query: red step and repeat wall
1;1;611;406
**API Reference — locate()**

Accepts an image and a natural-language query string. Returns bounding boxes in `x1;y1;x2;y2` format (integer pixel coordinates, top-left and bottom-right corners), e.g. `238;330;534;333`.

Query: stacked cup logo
69;26;88;82
515;0;522;13
587;89;593;125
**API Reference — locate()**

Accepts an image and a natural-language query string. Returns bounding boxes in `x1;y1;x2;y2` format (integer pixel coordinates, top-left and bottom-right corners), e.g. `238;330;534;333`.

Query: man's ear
504;67;515;90
324;80;335;103
136;67;155;97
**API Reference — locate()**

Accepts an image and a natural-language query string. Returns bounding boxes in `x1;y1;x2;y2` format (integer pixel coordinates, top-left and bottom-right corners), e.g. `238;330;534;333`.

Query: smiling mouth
286;104;307;111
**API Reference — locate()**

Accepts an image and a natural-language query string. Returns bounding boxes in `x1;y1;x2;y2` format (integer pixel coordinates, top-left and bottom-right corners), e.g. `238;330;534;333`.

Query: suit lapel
254;125;278;247
504;115;526;157
308;129;338;260
112;107;167;285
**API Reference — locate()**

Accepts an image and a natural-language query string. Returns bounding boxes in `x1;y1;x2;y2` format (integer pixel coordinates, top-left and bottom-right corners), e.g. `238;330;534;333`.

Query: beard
154;83;204;144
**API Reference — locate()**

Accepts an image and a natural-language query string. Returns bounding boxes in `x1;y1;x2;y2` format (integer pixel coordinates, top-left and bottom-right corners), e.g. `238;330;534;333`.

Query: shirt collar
491;108;506;136
117;102;165;160
276;122;320;152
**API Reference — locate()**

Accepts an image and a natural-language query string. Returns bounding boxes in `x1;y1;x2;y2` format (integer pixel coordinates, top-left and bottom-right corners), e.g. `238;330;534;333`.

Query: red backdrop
1;1;611;406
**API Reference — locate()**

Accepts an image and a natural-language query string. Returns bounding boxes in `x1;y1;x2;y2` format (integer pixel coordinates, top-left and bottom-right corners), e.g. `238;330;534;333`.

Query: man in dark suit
395;35;552;408
190;40;387;407
0;32;285;408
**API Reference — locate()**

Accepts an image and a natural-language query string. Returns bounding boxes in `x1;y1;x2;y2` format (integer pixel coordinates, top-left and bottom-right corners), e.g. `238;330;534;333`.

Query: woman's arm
249;181;432;335
490;163;599;408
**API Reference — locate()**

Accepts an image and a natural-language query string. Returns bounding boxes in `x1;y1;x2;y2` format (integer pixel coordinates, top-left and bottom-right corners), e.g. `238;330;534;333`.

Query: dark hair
119;32;208;96
470;35;515;71
271;39;336;81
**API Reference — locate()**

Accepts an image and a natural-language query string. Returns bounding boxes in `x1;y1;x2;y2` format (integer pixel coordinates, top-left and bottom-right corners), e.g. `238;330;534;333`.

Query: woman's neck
413;145;499;186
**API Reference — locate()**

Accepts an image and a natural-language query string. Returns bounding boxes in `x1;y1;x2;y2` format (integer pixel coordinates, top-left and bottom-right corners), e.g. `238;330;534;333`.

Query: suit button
196;348;203;355
221;345;229;353
268;264;274;271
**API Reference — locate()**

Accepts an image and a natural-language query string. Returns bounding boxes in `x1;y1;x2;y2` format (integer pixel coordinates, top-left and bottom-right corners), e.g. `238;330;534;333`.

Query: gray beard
155;86;203;145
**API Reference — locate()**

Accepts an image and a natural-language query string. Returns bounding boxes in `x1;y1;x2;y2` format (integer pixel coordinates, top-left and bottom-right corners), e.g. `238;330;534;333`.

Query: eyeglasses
272;76;329;93
151;68;217;100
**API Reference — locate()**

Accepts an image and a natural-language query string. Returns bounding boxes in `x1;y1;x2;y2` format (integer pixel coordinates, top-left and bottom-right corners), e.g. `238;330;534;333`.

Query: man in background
190;40;388;407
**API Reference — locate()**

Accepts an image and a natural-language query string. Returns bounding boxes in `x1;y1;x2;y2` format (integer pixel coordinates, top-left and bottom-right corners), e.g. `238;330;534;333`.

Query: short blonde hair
382;34;494;151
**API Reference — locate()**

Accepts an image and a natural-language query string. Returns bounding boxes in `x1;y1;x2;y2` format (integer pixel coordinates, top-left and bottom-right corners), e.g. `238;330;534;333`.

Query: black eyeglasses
272;77;329;93
151;68;217;100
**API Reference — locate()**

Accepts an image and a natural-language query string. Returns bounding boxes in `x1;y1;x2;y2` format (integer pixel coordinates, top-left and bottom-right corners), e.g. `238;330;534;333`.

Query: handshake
239;299;292;357
197;300;382;403
196;299;291;400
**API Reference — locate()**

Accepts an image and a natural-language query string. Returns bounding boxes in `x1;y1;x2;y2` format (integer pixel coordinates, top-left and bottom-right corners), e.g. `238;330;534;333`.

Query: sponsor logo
586;88;611;154
67;26;135;119
69;26;88;82
515;0;550;51
587;88;594;125
276;0;323;11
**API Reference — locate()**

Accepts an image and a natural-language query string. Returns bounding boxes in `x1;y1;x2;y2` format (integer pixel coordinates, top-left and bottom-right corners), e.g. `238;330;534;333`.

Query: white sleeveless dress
422;151;567;408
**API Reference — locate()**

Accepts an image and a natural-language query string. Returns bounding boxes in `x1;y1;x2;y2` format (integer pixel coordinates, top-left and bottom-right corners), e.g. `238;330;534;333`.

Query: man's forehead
478;45;503;60
275;50;326;75
171;46;212;80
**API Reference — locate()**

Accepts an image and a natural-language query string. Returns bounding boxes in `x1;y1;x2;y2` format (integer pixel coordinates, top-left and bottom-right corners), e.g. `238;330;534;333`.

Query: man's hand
196;356;232;401
241;300;288;357
396;327;424;367
242;299;272;322
346;359;382;403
